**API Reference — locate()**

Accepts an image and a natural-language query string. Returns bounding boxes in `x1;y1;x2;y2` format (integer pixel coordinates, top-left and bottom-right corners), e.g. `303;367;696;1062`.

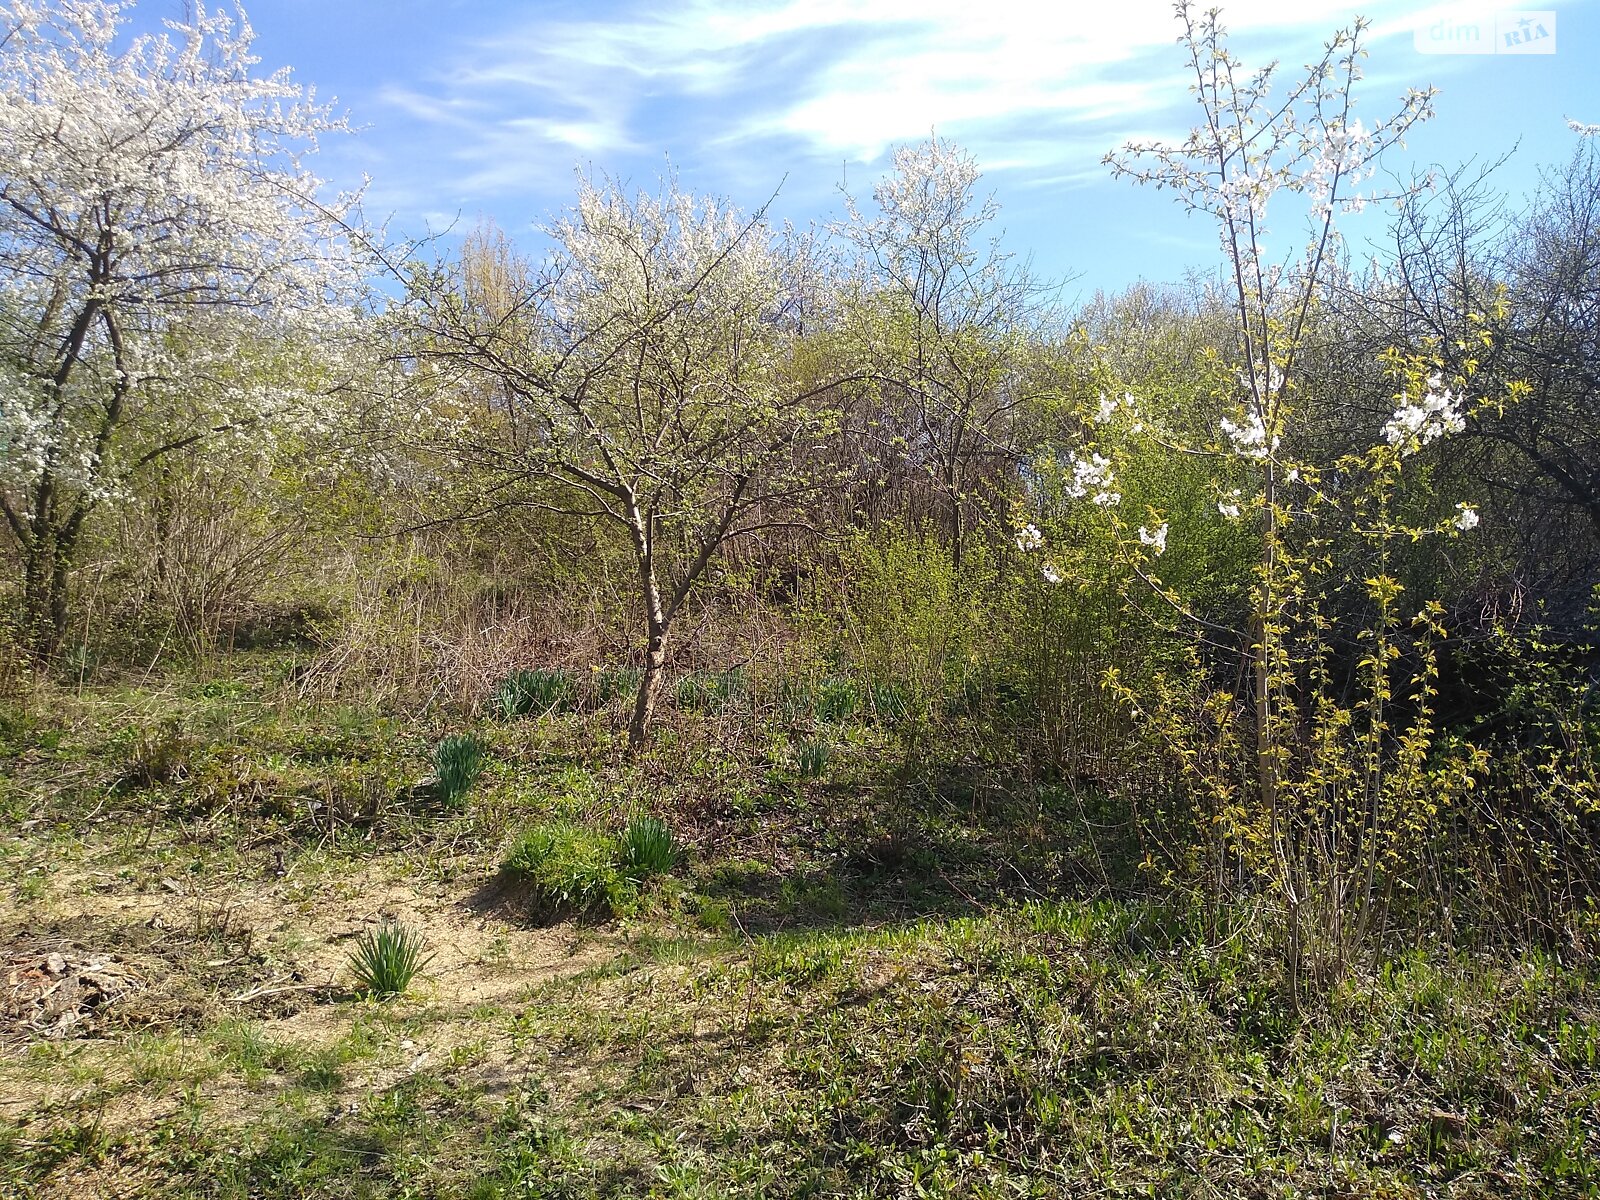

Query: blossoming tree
1022;4;1515;993
837;138;1036;570
409;179;851;750
0;0;363;659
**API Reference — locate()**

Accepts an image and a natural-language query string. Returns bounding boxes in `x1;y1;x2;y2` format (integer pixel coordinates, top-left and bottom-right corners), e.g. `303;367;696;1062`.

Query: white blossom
1452;503;1480;532
1065;451;1120;507
1138;523;1168;555
1219;411;1279;459
0;0;365;518
1237;362;1285;399
1015;523;1044;552
1041;563;1064;585
1383;378;1465;451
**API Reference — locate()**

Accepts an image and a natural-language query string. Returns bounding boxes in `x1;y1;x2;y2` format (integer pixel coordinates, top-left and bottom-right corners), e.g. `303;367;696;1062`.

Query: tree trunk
628;626;668;752
19;530;71;662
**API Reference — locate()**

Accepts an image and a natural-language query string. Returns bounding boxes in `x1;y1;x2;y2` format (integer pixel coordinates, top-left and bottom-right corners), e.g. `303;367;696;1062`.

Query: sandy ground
1;848;623;1133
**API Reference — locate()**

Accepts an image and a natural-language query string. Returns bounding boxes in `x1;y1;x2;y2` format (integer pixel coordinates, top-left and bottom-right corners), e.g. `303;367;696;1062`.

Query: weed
796;737;834;778
502;820;630;917
814;677;859;724
123;717;191;787
594;665;643;707
675;669;745;713
868;682;909;723
348;917;432;997
494;669;576;719
433;734;487;807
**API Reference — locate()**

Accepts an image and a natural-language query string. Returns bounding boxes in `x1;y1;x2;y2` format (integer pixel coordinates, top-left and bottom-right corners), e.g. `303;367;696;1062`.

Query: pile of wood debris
3;943;143;1039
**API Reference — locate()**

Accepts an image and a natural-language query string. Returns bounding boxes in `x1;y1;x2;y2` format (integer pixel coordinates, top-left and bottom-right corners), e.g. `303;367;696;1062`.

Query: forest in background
1;1;1597;1196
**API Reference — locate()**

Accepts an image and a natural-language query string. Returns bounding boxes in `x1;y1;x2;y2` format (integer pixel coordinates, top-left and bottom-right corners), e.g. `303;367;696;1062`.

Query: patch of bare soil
0;853;621;1134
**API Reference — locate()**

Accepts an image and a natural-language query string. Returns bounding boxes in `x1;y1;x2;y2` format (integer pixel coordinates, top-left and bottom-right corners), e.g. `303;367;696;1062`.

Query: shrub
433;734;487;807
502;821;628;917
347;918;431;998
619;814;677;879
493;669;575;719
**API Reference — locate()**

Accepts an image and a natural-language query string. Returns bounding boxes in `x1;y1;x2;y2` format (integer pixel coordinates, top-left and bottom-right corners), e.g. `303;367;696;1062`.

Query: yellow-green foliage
833;532;989;714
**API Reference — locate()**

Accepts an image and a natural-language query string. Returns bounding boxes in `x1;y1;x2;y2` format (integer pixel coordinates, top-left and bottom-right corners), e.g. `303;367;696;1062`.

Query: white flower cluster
1305;118;1378;218
1568;118;1600;138
1015;523;1043;552
1219;411;1279;459
0;0;366;506
1065;452;1120;507
1218;488;1244;520
1238;363;1285;399
1216;163;1277;225
1095;391;1137;425
1138;523;1168;556
1383;375;1465;451
1452;503;1480;532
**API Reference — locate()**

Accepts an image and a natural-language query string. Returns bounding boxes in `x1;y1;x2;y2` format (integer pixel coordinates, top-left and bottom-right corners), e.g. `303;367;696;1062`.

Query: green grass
618;814;677;880
5;901;1594;1199
501;819;630;917
492;669;576;719
2;652;1597;1198
432;733;487;807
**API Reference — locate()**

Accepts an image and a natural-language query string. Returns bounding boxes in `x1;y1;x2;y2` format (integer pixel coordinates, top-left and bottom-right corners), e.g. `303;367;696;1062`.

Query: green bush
493;669;575;719
347;918;431;998
619;814;677;879
502;821;628;917
433;734;487;807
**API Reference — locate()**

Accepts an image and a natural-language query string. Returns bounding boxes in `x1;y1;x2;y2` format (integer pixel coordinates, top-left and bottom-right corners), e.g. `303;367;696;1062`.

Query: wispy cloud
375;0;1467;199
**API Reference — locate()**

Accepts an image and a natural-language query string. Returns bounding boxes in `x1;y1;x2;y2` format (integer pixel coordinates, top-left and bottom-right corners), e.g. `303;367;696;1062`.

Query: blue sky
186;0;1598;298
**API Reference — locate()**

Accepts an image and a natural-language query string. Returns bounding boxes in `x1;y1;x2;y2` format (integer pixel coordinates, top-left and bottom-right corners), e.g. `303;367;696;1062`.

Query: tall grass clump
619;814;677;879
795;738;832;779
593;665;642;707
813;677;860;724
433;733;487;806
348;918;431;998
675;668;745;713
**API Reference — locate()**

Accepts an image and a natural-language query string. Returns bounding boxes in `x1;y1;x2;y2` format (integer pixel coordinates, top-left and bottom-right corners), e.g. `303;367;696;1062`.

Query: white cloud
375;0;1456;192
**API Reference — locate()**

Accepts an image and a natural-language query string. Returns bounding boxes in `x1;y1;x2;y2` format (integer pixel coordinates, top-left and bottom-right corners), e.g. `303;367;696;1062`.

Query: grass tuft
493;669;576;719
619;814;677;879
502;820;629;917
433;733;487;807
795;738;832;778
347;917;431;997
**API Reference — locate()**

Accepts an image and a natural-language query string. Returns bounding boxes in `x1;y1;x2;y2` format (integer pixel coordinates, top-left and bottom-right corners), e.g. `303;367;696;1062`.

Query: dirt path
1;850;623;1130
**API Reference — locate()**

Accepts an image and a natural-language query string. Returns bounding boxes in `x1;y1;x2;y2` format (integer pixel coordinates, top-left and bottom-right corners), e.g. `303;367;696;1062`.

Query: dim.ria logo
1413;8;1556;54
